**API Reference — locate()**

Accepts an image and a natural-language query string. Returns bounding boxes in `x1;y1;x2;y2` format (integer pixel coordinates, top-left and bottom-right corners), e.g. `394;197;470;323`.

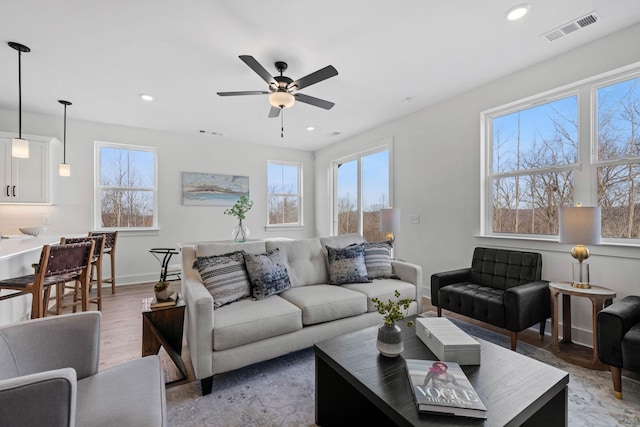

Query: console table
549;281;616;370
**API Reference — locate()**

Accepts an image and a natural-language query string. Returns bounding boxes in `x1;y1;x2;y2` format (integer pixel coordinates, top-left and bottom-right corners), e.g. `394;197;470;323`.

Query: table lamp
558;205;601;288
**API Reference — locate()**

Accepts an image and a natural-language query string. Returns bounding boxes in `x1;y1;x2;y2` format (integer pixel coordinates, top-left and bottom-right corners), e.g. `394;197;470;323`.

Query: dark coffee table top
314;315;569;426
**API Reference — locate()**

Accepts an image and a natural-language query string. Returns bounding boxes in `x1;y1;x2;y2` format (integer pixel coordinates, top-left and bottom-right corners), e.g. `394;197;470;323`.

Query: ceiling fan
217;55;338;119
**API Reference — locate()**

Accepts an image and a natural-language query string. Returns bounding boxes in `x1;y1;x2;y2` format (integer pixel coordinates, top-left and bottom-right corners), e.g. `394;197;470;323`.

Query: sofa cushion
265;238;328;286
364;241;393;279
343;278;416;312
326;244;370;285
319;233;365;251
279;285;367;325
213;296;303;350
244;249;292;299
438;283;506;327
196;241;266;257
192;251;251;308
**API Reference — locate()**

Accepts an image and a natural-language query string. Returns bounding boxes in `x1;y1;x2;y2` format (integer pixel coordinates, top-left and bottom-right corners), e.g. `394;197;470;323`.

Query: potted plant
372;290;414;357
224;194;254;242
154;280;173;301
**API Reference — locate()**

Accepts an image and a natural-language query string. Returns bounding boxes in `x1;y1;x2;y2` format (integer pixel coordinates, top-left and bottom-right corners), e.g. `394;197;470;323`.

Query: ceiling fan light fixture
269;91;295;109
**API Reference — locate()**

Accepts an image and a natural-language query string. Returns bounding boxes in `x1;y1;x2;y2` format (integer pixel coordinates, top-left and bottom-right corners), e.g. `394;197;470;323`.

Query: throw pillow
193;251;251;308
243;248;292;300
326;243;371;285
364;241;394;279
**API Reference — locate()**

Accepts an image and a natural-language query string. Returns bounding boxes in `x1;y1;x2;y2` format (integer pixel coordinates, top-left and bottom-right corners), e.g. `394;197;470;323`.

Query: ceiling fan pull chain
281;109;284;138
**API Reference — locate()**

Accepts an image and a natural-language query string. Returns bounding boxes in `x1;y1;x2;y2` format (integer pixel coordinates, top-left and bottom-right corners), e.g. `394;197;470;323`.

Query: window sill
95;228;160;237
264;225;304;232
475;234;640;260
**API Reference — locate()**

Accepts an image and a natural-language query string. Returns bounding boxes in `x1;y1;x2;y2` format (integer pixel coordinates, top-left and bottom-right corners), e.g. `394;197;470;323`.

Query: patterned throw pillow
193;251;251;308
243;248;292;300
326;243;371;285
364;241;393;279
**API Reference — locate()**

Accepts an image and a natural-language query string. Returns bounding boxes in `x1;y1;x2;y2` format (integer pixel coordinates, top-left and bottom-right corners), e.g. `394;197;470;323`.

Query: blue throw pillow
326;243;371;285
243;248;292;299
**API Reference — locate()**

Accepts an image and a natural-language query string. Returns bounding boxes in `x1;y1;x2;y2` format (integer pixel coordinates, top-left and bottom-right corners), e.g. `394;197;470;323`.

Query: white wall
0;110;315;284
315;23;640;345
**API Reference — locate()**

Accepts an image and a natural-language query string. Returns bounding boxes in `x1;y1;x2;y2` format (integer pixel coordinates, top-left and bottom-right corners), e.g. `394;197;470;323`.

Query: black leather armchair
597;295;640;399
431;247;549;351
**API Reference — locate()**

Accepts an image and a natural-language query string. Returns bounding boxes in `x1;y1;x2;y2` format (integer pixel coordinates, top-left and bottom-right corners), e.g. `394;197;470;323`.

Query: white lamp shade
269;91;295;109
59;162;71;177
11;138;29;158
559;206;601;245
380;208;401;233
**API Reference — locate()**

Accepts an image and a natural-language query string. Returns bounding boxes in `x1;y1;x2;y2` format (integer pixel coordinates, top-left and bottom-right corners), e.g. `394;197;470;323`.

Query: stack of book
143;293;179;310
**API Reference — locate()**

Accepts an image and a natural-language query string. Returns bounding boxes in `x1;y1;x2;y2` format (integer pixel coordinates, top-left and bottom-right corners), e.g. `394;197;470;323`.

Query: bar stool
48;235;105;315
89;231;118;294
0;241;94;319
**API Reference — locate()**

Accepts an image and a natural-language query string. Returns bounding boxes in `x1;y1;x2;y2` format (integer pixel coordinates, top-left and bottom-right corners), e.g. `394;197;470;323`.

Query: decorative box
415;316;481;365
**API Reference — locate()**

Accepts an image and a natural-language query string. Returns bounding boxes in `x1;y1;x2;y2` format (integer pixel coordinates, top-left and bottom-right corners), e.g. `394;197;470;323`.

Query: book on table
143;293;178;309
405;359;487;419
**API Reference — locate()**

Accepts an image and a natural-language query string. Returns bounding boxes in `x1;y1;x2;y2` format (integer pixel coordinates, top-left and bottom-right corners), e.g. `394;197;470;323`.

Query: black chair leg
201;376;213;396
539;320;546;341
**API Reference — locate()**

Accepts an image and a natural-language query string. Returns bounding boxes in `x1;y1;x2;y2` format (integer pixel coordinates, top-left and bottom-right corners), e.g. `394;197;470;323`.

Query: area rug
166;319;640;426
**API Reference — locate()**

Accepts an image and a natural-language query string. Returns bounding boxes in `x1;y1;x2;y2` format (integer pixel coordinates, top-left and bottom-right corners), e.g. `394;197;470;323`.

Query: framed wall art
182;172;249;206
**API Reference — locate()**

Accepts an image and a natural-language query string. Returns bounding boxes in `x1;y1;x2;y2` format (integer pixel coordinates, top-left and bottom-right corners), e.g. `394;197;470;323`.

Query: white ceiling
1;0;640;151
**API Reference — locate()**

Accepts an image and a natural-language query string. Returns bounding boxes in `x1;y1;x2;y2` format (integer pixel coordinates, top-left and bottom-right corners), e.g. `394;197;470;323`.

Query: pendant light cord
63;104;67;163
18;49;22;139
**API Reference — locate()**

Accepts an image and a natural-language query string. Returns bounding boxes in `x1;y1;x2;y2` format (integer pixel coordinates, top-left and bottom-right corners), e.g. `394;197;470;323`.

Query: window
488;95;578;236
95;142;157;229
267;161;302;226
333;144;392;242
484;68;640;241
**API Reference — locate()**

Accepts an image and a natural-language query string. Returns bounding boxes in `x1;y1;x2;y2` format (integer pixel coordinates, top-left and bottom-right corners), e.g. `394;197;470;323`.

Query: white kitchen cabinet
0;133;57;204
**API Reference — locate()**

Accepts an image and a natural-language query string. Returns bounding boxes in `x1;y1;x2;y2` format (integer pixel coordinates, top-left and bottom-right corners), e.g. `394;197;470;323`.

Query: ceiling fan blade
290;65;338;91
268;106;281;118
239;55;277;86
294;93;335;110
217;91;269;96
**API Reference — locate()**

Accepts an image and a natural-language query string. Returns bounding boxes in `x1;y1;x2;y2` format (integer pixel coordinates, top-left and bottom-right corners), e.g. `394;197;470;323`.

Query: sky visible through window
338;150;390;211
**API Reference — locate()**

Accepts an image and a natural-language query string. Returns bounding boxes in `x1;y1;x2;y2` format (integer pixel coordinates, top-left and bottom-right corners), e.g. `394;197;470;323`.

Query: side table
549;281;616;370
142;296;186;383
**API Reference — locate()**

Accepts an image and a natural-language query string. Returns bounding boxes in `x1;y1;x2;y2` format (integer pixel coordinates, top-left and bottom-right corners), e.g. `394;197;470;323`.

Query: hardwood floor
89;282;195;387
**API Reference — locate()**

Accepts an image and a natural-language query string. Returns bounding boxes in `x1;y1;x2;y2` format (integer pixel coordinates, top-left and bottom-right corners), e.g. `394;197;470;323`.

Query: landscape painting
182;172;249;206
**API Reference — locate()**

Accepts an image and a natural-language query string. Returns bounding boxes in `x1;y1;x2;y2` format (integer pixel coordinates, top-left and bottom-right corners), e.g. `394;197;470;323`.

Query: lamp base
571;262;591;289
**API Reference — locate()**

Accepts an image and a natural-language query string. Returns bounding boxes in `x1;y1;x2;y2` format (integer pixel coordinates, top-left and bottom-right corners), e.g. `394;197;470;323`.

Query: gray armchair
0;312;167;426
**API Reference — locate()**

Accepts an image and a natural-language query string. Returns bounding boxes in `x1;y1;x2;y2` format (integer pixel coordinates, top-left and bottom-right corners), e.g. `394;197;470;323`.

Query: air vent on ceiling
541;11;599;42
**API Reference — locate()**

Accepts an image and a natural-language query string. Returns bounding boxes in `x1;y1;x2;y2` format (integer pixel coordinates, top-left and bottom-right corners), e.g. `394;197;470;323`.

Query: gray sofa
0;311;167;427
181;233;422;395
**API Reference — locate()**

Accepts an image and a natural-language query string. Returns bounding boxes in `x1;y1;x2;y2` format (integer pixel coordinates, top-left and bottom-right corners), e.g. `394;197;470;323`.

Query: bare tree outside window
98;145;156;228
267;162;301;225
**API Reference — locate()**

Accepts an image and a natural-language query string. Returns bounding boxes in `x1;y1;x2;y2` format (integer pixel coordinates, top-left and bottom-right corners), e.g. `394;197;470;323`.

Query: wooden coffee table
314;315;569;426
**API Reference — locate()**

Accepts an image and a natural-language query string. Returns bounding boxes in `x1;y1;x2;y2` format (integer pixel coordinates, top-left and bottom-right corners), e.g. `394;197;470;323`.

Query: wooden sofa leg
510;332;517;351
437;307;442;317
611;366;623;399
201;376;213;396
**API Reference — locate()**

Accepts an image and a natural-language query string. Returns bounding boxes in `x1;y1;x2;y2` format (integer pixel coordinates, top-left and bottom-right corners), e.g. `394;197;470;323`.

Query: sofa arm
391;260;423;300
0;368;77;427
597;295;640;368
430;268;472;306
504;280;550;332
182;276;215;380
0;312;100;380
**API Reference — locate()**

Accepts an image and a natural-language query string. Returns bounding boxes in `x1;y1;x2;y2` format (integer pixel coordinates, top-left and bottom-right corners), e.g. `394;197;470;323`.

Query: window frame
94;141;158;231
266;160;303;228
481;63;640;243
331;139;394;237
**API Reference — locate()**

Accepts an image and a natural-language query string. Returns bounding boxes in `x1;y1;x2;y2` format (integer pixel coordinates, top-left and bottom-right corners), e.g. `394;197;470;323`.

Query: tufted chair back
470;247;542;290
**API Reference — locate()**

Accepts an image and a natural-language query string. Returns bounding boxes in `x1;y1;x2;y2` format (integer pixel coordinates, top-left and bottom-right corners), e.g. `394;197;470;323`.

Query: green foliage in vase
372;290;415;327
224;195;254;220
154;281;169;292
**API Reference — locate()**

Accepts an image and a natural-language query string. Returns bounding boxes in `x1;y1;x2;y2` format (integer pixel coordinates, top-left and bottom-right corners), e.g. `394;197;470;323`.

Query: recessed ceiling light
140;94;154;101
306;126;315;131
506;4;530;21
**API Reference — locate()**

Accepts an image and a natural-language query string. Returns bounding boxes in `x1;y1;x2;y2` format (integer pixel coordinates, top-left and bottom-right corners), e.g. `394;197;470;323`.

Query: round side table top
549;281;616;298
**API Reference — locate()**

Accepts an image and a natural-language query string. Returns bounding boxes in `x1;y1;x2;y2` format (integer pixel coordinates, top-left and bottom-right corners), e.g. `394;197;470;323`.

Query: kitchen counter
0;235;61;326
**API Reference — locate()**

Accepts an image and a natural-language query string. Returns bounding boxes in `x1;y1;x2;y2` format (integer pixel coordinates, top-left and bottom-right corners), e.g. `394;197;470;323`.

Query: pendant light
58;100;72;176
8;42;31;158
